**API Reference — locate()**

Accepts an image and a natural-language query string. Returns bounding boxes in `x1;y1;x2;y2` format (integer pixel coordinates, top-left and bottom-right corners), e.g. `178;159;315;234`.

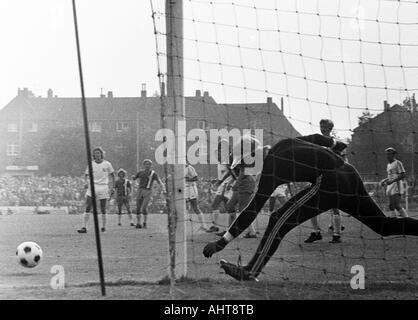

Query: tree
358;111;373;126
39;127;86;176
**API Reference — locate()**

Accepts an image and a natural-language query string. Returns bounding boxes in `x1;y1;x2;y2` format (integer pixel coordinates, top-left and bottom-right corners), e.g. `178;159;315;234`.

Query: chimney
195;90;201;97
141;83;147;98
47;89;53;98
18;88;32;98
107;91;113;98
100;88;105;98
267;97;272;104
281;97;284;112
384;100;390;112
203;91;209;98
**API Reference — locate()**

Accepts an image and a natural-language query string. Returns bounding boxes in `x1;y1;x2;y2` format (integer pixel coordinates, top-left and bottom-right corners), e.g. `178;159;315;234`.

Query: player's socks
212;210;220;227
143;222;147;229
83;212;90;228
197;213;208;230
102;214;106;230
332;214;342;236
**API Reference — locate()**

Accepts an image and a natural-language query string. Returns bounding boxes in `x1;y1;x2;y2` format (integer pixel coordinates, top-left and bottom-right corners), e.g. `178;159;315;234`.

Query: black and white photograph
1;0;418;305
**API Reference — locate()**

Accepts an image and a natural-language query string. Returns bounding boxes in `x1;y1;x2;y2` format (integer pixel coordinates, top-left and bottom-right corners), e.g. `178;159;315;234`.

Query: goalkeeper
203;134;418;281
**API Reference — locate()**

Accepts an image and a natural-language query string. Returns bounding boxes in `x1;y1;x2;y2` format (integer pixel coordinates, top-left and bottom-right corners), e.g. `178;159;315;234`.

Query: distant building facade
348;97;418;182
0;86;300;177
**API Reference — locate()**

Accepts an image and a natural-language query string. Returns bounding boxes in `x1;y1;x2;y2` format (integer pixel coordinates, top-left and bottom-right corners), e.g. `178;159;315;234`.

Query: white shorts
86;184;110;200
185;184;198;200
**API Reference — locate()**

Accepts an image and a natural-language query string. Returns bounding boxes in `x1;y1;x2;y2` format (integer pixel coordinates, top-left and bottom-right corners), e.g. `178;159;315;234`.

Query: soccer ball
16;242;43;268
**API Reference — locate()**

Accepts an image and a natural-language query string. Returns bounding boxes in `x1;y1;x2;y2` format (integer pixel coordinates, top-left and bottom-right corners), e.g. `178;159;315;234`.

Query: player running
132;159;166;229
203;134;418;281
77;147;115;233
114;168;134;226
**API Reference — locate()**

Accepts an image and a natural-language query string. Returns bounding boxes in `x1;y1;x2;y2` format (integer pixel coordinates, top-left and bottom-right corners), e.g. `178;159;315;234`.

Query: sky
1;0;418;139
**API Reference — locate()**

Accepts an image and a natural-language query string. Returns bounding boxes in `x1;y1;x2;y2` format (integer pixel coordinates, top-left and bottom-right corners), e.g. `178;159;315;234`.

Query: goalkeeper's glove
203;237;228;258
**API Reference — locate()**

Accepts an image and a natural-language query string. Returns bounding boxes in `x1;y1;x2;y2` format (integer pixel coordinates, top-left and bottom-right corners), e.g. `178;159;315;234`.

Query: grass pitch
1;210;418;299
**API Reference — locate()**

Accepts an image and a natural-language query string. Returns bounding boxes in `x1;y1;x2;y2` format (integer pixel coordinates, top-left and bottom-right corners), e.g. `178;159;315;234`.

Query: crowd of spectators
0;175;216;214
0;175;86;208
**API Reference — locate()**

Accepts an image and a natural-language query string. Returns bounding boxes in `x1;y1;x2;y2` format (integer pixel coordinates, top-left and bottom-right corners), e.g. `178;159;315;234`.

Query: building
348;98;418;182
0;86;300;177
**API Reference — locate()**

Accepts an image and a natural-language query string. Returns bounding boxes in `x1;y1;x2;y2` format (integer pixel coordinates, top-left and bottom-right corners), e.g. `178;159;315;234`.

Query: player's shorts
116;196;130;207
137;188;152;215
185;184;198;201
86;184;109;200
389;194;402;210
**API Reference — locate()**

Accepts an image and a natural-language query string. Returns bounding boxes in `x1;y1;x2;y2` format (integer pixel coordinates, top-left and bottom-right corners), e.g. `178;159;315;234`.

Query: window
116;122;129;132
197;120;206;130
7;122;18;132
89;122;102;132
6;143;19;156
29;122;38;132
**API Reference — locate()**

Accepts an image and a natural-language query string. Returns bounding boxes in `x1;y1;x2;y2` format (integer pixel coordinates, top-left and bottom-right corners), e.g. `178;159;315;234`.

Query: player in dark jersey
132;159;165;229
114;168;133;226
203;134;418;281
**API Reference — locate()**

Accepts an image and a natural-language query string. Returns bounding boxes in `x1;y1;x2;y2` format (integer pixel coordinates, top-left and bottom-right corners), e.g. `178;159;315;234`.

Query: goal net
151;0;418;299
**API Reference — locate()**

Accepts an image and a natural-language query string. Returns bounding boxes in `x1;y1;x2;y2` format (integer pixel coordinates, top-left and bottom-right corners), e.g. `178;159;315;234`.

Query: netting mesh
151;0;418;298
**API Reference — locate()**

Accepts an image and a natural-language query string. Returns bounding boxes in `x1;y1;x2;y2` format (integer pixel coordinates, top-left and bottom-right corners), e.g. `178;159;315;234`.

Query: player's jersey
185;164;199;200
185;165;198;189
386;160;406;195
85;160;114;185
134;170;159;189
115;179;131;197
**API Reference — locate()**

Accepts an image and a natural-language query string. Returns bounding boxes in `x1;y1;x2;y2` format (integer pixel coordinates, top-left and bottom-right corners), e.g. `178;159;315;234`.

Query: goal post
165;0;187;283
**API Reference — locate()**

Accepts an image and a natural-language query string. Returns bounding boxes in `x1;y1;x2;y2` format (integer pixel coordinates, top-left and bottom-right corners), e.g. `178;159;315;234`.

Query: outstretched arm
297;134;347;154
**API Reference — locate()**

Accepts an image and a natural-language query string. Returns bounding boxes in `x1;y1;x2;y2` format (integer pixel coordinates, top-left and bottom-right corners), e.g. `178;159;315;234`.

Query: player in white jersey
206;139;234;233
305;119;345;244
185;163;209;231
77;147;115;233
380;147;408;218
